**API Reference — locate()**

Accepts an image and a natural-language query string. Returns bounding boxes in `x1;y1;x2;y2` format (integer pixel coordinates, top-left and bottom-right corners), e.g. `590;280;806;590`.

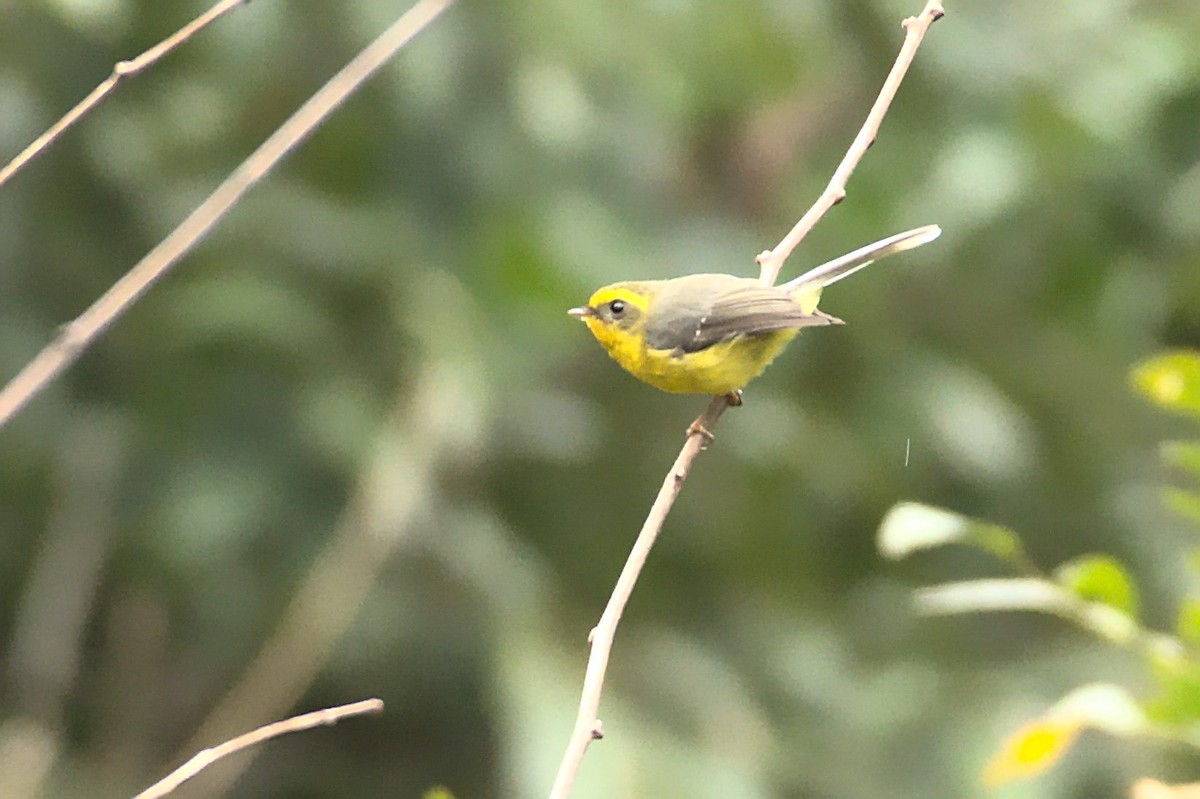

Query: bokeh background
2;0;1200;797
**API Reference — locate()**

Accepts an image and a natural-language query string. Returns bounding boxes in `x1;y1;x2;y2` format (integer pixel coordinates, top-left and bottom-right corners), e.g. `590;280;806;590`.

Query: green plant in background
878;351;1200;787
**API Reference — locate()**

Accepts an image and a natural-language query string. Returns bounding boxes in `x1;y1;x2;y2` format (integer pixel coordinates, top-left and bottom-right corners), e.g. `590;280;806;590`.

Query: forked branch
757;0;946;287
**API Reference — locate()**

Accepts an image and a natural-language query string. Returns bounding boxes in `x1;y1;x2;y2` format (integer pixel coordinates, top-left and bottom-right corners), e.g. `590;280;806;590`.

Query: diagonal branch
0;0;453;431
132;698;383;799
548;395;727;799
548;3;946;797
0;0;251;190
757;1;945;287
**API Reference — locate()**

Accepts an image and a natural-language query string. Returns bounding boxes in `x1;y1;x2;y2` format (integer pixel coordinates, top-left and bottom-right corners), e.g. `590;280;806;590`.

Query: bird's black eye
609;300;626;316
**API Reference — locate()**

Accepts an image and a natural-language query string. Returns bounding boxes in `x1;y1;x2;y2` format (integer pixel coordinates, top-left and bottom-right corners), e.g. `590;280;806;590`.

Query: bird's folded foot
686;421;715;442
725;390;744;407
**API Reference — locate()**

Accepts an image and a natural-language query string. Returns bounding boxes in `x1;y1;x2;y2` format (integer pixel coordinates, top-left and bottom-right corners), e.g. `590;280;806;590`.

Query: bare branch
757;0;946;287
549;3;947;796
132;699;383;799
0;0;454;431
0;0;251;189
548;395;727;799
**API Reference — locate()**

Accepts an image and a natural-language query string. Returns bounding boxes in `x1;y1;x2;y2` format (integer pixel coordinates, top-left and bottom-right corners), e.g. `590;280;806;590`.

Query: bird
568;225;940;399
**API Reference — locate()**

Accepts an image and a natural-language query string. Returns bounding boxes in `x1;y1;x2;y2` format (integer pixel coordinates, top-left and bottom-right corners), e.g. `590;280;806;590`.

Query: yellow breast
586;317;798;395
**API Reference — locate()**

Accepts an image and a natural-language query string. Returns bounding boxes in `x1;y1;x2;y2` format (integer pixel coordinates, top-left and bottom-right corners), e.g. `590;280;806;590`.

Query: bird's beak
567;306;593;319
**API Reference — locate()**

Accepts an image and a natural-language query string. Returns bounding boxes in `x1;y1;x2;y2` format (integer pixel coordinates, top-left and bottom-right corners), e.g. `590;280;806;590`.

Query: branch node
113;60;136;77
587;626;597;644
590;721;605;740
54;321;87;359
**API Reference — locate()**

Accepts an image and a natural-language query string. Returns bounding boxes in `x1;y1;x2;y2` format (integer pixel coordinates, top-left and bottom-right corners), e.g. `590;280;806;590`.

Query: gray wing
644;275;839;354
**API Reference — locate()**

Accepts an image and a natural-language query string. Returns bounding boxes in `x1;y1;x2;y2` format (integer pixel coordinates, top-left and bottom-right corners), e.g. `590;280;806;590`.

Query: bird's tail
781;224;941;313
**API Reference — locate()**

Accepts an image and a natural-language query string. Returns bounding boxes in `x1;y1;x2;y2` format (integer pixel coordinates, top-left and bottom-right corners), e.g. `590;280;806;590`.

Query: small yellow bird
569;225;940;397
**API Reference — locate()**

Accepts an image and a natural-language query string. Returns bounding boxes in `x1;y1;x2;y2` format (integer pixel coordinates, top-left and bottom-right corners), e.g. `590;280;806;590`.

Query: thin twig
549;396;727;799
0;0;453;431
0;0;251;189
174;358;462;799
757;0;946;287
548;3;946;796
132;698;383;799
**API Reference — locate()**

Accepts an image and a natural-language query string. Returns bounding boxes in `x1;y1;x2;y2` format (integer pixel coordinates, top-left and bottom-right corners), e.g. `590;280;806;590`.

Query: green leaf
914;578;1140;644
1161;441;1200;482
878;503;1031;571
1177;598;1200;645
877;503;970;558
1054;554;1139;618
1132;351;1200;417
1146;659;1200;725
1163;488;1200;526
914;578;1073;616
1048;682;1147;735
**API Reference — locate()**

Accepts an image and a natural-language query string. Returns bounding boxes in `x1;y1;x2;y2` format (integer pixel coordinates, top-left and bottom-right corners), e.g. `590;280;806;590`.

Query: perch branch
757;0;945;287
132;699;383;799
0;0;453;431
0;0;251;189
548;3;946;797
549;395;727;799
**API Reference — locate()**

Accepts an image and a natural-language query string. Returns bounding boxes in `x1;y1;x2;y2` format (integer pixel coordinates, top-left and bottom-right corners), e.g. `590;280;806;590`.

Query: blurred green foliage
2;1;1200;798
881;352;1200;788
